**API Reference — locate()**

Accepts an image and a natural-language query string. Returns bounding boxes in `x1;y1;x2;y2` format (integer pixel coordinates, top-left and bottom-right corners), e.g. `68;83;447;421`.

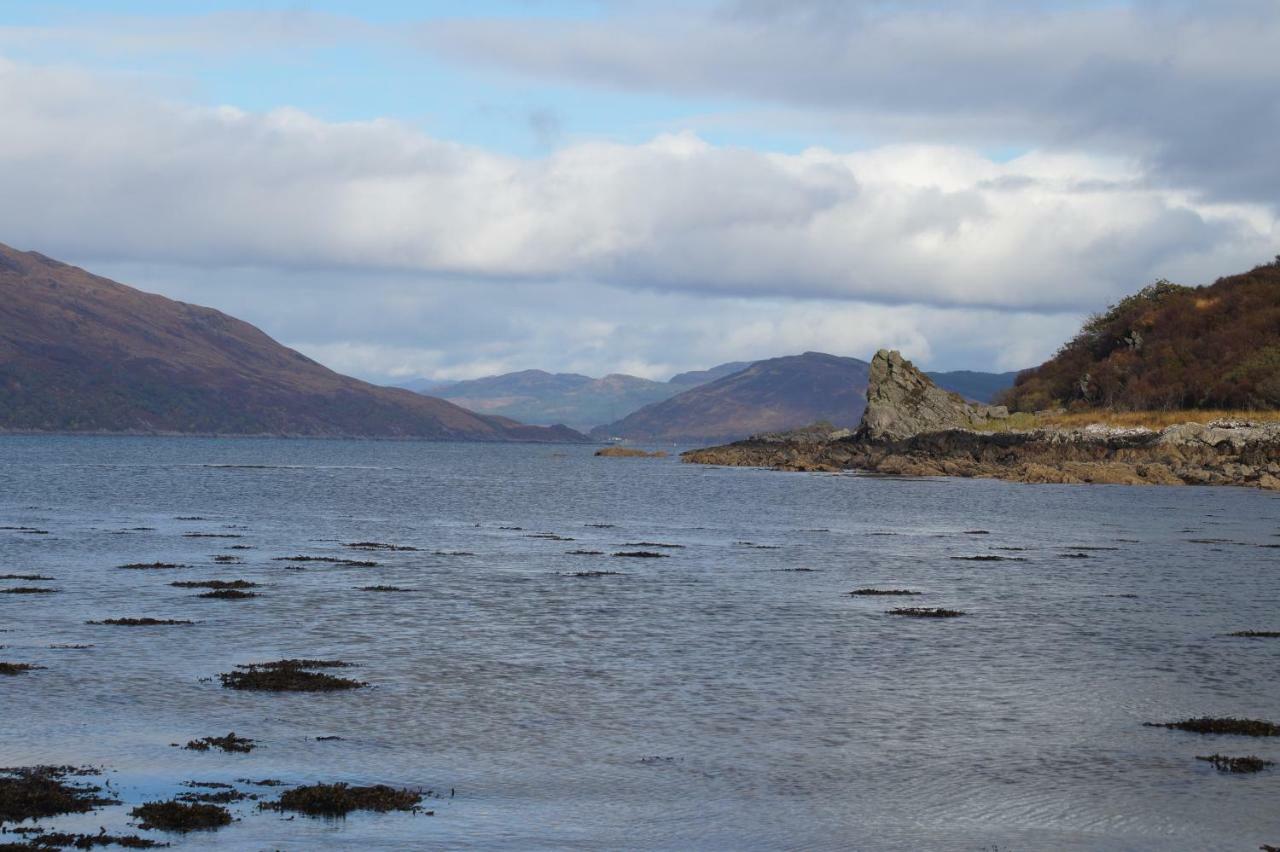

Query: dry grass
974;409;1280;432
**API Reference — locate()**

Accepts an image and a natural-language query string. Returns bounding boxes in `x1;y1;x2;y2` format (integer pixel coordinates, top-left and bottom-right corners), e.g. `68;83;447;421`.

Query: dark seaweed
887;607;965;618
0;766;116;823
129;800;231;832
1196;754;1274;773
219;659;366;692
195;589;257;600
0;663;45;675
169;580;258;590
265;783;423;817
1144;717;1280;736
183;733;255;754
87;618;193;626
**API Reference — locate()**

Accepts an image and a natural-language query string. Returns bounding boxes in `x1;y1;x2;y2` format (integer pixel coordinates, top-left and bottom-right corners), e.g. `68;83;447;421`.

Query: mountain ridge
0;243;584;441
406;361;749;432
590;353;1019;444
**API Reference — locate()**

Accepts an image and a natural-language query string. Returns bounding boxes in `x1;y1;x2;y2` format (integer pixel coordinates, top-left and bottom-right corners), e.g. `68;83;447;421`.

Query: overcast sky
2;0;1277;382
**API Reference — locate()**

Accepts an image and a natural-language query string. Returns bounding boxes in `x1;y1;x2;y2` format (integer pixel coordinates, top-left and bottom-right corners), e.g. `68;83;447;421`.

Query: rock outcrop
858;350;1008;440
682;350;1280;490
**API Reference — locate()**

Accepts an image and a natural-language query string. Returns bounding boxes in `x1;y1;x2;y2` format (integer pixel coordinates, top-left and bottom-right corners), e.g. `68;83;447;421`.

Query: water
1;435;1278;851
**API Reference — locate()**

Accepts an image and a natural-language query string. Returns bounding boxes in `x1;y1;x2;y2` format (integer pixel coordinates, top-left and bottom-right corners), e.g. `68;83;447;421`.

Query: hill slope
925;369;1021;405
592;353;1020;443
409;361;751;432
1001;261;1280;412
0;243;583;441
590;353;873;443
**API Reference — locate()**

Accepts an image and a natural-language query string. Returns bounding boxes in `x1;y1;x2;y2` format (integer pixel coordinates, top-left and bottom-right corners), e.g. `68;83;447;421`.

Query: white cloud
427;1;1280;206
1;55;1273;320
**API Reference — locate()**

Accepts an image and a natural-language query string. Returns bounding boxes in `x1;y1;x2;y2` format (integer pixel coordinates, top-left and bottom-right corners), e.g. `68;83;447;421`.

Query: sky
1;0;1277;383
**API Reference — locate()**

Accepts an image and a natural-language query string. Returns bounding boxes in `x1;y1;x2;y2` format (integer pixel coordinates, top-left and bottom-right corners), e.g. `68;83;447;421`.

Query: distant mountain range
0;243;583;441
590;352;872;443
407;353;1018;444
401;362;749;433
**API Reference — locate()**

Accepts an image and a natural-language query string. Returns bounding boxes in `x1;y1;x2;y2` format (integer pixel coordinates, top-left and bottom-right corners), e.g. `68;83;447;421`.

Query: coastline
681;420;1280;489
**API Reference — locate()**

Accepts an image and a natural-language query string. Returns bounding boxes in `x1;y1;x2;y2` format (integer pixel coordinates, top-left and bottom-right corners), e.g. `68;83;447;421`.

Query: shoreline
682;420;1280;490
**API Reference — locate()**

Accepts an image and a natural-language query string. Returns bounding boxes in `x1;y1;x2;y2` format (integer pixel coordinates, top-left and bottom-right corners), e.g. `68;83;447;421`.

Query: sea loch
2;436;1278;850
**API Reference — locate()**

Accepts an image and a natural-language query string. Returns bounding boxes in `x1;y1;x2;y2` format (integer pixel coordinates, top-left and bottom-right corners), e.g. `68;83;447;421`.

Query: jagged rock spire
858;350;1008;440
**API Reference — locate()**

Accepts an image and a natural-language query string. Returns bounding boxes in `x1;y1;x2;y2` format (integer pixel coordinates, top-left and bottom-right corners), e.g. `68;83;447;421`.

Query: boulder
857;350;1009;441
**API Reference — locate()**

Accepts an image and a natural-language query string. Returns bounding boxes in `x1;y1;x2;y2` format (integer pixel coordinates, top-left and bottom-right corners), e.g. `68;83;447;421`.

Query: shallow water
1;435;1278;851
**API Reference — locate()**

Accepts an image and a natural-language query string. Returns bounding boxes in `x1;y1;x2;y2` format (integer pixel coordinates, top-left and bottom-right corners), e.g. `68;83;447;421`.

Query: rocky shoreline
682;351;1280;490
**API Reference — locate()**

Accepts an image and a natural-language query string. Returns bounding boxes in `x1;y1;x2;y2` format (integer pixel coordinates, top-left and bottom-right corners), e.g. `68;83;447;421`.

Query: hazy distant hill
590;352;1018;443
0;243;583;441
924;369;1021;405
404;361;750;432
1001;261;1280;412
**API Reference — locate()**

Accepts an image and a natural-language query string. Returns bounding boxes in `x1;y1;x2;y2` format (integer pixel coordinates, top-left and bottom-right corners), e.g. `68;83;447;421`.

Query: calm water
1;436;1278;851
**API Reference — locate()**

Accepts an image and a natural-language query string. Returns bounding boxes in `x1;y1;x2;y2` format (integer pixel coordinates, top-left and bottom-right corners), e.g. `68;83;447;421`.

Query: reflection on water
1;435;1278;851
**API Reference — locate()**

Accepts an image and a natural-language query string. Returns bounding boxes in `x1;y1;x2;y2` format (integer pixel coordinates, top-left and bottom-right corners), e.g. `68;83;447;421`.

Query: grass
973;409;1280;432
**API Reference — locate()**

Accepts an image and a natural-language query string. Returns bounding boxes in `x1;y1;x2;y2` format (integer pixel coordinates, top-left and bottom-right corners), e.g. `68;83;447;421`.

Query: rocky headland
682;350;1280;490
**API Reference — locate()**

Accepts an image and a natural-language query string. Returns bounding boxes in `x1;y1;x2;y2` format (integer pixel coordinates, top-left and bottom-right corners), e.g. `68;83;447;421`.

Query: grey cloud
425;1;1280;207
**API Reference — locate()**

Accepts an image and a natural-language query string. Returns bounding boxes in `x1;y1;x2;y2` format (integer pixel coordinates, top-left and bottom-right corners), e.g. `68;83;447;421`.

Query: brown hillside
0;243;583;440
590;352;872;443
1001;260;1280;412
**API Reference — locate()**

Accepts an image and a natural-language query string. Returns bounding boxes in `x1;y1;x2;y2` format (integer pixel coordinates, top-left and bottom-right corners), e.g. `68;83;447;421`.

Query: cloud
0;55;1272;319
425;1;1280;207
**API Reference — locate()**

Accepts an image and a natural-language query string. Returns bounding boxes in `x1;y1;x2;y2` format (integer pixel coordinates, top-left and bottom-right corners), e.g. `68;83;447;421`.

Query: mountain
590;352;872;443
1001;261;1280;412
924;369;1021;404
397;376;456;395
414;362;750;432
0;243;584;441
667;362;752;387
591;352;1020;444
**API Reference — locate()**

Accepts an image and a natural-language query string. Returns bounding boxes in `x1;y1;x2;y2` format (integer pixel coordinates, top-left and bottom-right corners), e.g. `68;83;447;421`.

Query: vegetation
219;659;366;692
594;447;668;458
87;618;193;626
183;733;255;753
0;663;44;675
1144;717;1280;736
130;800;231;832
1001;260;1280;412
1196;754;1273;773
972;408;1280;432
265;783;423;817
0;767;115;823
887;607;965;618
0;828;164;848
